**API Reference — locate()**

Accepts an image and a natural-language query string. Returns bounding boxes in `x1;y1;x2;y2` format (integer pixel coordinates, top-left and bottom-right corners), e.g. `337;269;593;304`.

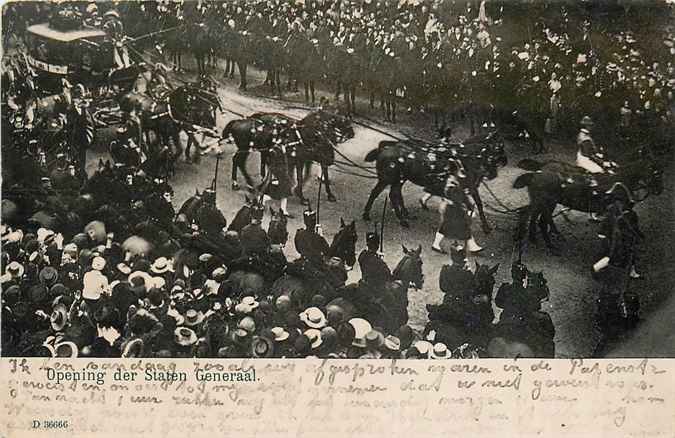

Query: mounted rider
294;208;329;265
439;244;475;306
358;231;392;292
195;189;227;235
495;261;529;321
576;116;614;174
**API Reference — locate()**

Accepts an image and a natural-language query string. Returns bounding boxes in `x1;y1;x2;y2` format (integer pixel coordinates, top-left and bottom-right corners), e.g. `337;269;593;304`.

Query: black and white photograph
1;0;673;360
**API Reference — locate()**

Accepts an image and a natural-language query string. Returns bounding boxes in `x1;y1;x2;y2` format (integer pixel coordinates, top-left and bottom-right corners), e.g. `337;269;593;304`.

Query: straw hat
349;318;372;348
300;307;327;329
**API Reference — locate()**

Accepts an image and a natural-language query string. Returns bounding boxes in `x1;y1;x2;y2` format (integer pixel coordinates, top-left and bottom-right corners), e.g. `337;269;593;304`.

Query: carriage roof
26;23;107;43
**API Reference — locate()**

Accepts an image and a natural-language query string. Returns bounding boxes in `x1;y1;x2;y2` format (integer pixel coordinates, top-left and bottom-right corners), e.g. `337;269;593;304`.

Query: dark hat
50;304;69;331
174;327;198;347
28;284;49;303
365;329;384;350
397;325;414;350
39;266;59;287
336;322;356;347
293;334;312;357
251;335;275;358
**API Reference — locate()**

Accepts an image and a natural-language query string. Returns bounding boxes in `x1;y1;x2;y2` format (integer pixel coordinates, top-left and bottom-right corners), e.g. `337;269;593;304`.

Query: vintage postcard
1;0;673;436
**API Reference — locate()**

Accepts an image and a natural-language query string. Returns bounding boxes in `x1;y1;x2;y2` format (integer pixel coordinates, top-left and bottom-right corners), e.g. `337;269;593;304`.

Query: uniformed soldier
196;189;228;235
439;244;474;306
494;261;529;321
239;208;271;257
358;231;392;290
294;208;329;265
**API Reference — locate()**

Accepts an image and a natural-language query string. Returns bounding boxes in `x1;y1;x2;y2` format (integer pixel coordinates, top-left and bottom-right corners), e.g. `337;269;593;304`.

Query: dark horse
513;153;663;249
337;244;425;334
269;218;358;309
223;109;354;204
363;131;507;229
119;83;223;172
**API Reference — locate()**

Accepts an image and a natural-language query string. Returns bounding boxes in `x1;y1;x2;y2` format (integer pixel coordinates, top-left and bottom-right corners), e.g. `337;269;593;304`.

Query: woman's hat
50;304;69;332
122;338;144;357
413;340;433;357
271;326;290;342
150;257;173;274
6;261;24;277
184;309;205;327
237;316;256;333
430;342;452;359
304;328;323;349
384;335;401;352
300;307;327;329
53;341;79;358
174;327;198;347
235;296;260;314
251;335;275;358
349;318;372;348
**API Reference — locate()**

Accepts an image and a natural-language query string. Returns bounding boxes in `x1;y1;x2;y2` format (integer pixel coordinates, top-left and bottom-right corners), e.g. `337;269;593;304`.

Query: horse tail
364;148;380;162
513;172;535;189
221;120;236;142
517;158;543;171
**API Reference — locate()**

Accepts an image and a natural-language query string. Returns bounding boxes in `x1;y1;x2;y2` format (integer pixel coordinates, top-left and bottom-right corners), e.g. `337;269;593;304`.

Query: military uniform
439;263;475;305
294;228;329;263
358;248;391;289
239;222;270;257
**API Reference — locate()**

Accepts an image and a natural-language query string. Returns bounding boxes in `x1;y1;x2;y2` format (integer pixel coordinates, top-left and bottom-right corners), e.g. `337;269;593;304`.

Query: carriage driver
576;116;614;174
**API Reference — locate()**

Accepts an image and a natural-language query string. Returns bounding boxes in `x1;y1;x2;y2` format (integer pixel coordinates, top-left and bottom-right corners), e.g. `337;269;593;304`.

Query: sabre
316;169;323;226
380;192;388;253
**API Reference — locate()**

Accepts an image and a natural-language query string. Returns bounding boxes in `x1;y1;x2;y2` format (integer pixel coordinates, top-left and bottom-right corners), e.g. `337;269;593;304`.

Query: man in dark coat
494;261;529;321
196;189;227;235
358;231;391;290
439;244;475;306
294;209;329;264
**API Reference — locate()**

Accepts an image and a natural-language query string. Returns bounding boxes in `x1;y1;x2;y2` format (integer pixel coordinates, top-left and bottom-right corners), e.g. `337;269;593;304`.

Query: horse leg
310;81;315;105
322;164;336;202
231;151;248;189
335;81;341;102
392;99;397;124
390;182;409;227
304;82;309;102
363;180;388;222
469;186;492;234
350;86;356;114
293;160;309;206
238;61;247;90
260;151;268;179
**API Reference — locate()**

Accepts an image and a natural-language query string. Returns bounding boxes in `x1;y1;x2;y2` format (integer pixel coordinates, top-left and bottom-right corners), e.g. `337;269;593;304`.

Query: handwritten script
1;358;673;437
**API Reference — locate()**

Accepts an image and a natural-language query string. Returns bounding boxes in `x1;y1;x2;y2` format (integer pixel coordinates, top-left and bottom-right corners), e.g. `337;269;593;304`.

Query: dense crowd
0;160;513;359
4;1;673;145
